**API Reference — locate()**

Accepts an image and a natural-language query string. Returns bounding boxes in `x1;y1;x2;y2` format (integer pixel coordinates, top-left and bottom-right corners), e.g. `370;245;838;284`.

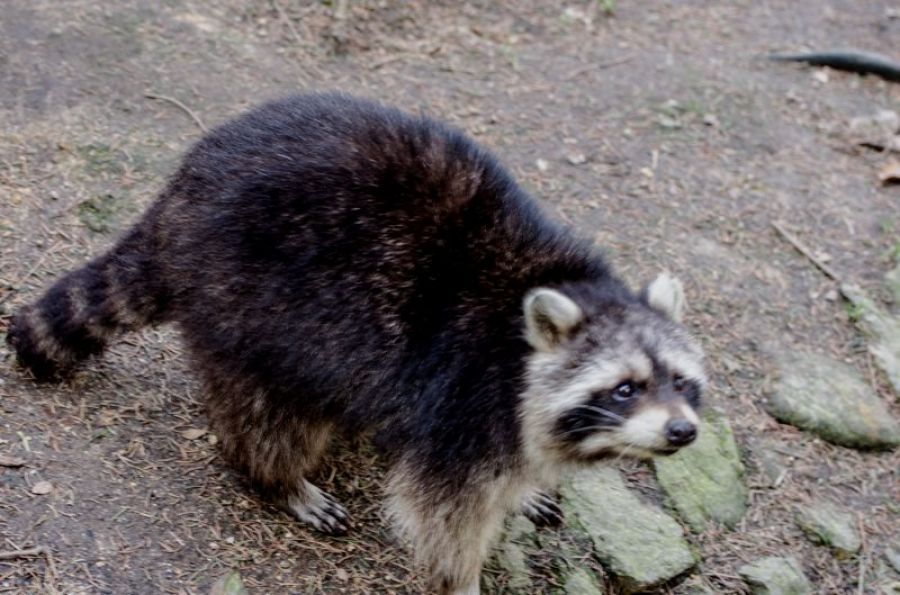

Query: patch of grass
77;193;123;233
843;301;864;323
76;143;126;176
596;0;617;16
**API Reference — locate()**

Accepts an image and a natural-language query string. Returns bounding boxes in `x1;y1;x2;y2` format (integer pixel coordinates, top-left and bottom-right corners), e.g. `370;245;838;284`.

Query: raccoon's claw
522;491;564;528
287;482;352;535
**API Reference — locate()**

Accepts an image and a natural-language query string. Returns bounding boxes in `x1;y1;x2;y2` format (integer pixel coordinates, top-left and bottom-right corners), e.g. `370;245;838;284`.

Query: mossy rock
769;351;900;449
654;410;747;532
739;556;811;595
561;467;696;593
795;500;861;556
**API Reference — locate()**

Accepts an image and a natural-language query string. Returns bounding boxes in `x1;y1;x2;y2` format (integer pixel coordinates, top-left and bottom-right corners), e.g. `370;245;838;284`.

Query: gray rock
769;351;900;449
562;567;604;594
795;501;861;556
739;556;811;595
561;467;696;593
654;411;747;531
487;515;536;592
841;283;900;394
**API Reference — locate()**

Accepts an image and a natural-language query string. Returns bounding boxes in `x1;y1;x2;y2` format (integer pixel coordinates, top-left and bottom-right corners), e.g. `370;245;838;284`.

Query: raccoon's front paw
521;491;564;527
287;482;351;535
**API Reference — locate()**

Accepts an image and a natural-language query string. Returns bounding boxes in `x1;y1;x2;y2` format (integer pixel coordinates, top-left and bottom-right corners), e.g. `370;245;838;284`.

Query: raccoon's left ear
643;272;686;322
523;288;585;352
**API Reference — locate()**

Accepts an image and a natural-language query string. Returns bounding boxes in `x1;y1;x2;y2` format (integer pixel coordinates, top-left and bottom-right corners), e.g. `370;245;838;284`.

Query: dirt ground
1;1;898;593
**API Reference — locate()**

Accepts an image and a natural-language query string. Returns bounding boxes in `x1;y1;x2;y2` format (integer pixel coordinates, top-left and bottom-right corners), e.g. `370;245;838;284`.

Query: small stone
563;566;604;594
812;69;829;84
769;351;900;449
702;114;719;127
535;158;549;172
31;481;53;495
210;570;248;595
823;288;839;302
795;500;861;556
739;556;811;595
566;152;587;166
562;467;695;593
657;114;682;129
654;411;748;532
335;568;349;581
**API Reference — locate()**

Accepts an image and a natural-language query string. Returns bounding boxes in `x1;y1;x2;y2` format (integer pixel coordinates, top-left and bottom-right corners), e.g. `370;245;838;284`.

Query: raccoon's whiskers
559;424;615;438
573;404;627;423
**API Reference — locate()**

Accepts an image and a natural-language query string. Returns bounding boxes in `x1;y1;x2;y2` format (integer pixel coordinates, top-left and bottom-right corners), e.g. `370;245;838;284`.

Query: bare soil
1;1;898;593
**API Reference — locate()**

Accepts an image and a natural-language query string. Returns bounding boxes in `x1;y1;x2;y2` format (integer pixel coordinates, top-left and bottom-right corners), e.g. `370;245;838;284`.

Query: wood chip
879;160;900;185
181;428;208;440
31;481;53;495
0;454;26;467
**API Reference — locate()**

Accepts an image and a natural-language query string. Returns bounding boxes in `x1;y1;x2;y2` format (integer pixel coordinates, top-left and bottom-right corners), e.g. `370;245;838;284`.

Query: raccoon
6;93;705;594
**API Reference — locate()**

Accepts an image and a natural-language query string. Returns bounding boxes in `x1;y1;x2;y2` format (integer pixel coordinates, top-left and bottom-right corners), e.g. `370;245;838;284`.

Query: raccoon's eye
612;380;636;401
673;375;686;392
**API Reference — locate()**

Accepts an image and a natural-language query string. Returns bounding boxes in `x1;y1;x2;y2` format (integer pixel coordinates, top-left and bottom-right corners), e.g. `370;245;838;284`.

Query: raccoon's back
152;93;605;419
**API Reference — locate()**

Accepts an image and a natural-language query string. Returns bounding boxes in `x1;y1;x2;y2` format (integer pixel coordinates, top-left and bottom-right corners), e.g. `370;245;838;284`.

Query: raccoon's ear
644;272;686;322
523;288;584;351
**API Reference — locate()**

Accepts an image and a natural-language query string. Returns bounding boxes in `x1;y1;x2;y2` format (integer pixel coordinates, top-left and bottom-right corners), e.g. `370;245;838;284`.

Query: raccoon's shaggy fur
7;93;705;594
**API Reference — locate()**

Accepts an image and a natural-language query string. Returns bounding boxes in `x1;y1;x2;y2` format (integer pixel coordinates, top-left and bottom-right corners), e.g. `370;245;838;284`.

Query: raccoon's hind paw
521;491;564;528
287;481;351;535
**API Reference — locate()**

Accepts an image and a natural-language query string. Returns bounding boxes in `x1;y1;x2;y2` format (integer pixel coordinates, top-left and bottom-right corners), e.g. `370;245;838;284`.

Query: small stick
856;513;868;595
772;221;841;282
271;0;304;47
144;93;208;133
566;55;634;81
0;545;48;560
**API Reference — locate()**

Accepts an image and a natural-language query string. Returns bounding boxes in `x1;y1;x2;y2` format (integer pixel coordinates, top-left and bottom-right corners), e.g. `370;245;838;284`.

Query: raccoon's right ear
523;288;584;352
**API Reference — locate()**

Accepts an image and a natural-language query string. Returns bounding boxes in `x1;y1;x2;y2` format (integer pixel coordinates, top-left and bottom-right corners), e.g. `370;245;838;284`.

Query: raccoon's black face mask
519;273;706;462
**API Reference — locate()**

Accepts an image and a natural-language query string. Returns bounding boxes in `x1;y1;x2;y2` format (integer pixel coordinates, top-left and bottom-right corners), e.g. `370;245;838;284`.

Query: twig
771;220;841;282
144;93;208;133
566;55;634;81
856;513;868;595
271;0;304;47
0;545;49;560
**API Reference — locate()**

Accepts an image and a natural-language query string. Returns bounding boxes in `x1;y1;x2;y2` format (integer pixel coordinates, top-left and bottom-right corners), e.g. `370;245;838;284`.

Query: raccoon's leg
385;460;510;595
7;218;168;380
520;490;564;527
207;383;350;535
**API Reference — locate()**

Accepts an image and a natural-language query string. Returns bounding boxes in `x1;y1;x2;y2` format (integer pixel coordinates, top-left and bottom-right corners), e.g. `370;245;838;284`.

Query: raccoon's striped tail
6;224;168;381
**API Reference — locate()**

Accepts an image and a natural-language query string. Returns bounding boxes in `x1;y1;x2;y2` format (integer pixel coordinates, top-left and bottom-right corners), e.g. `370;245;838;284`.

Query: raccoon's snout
664;418;697;447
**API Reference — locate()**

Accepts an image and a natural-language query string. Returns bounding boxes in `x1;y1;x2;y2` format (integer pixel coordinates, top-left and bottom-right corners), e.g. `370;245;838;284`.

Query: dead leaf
31;481;53;495
0;454;26;467
879;160;900;185
181;428;208;440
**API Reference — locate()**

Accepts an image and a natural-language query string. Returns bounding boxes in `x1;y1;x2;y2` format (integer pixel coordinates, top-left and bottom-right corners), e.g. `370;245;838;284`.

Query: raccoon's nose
664;419;697;446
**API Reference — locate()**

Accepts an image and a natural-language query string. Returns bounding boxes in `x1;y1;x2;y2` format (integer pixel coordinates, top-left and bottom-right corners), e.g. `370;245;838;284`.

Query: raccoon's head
519;273;706;463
